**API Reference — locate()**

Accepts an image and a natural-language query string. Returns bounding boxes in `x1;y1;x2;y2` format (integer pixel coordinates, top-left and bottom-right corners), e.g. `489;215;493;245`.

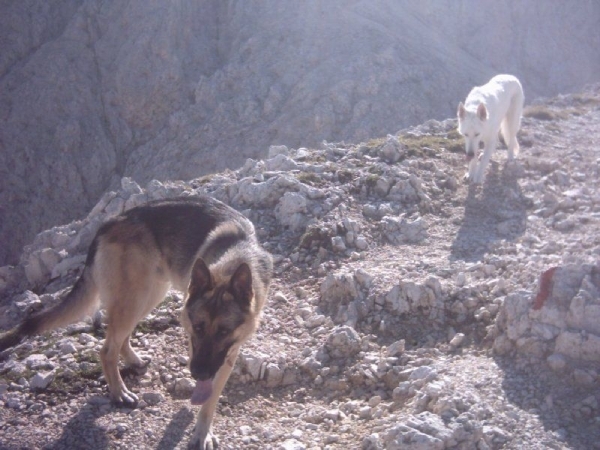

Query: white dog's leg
474;135;496;183
464;149;479;182
506;129;520;160
503;94;523;160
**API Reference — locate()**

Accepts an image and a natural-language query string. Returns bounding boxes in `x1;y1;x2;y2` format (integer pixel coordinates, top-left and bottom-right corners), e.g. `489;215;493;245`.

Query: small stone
393;382;412;402
59;341;78;355
273;291;288;303
368;396;382;407
173;378;195;397
386;339;405;357
331;236;347;253
325;409;341;421
279;438;306;450
573;369;595;386
546;354;567;372
409;366;437;381
359;406;372;419
324;434;340;444
449;333;465;349
24;354;51;370
29;371;55;390
325;326;361;359
79;333;97;345
242;352;269;380
141;392;164;405
265;363;285;387
355;236;369;250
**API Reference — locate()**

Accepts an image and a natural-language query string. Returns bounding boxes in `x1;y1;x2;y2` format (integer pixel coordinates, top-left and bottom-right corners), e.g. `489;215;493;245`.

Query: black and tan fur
0;195;273;449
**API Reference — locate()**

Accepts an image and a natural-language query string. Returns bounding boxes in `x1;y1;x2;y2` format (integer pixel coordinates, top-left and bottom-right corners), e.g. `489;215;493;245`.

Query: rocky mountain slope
1;85;599;449
1;0;600;267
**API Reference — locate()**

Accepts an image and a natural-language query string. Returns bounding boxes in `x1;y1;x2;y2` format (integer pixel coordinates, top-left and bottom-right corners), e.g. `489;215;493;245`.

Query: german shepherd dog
0;195;273;449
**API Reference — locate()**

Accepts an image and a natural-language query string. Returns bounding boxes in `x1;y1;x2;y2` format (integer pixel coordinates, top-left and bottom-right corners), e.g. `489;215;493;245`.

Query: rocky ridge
2;0;600;267
1;86;600;449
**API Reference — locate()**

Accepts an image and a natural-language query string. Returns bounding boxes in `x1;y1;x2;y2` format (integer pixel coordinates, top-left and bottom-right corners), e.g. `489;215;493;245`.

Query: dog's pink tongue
191;379;213;405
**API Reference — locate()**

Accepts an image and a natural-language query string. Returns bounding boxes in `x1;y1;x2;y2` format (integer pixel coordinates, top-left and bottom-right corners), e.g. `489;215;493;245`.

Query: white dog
457;74;524;183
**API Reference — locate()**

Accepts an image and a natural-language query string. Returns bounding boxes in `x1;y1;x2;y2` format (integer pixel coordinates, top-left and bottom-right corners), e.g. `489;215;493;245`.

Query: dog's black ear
457;102;466;119
189;258;213;297
477;103;488;121
230;263;253;309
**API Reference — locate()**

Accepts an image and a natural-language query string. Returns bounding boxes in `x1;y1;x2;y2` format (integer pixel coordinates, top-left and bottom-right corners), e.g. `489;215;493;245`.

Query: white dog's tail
501;82;524;159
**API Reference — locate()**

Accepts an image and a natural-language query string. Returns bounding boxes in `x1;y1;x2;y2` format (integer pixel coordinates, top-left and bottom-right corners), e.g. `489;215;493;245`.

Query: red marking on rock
532;267;558;310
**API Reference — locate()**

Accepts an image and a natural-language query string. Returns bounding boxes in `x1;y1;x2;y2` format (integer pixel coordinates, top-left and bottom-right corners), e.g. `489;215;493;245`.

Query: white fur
457;74;524;184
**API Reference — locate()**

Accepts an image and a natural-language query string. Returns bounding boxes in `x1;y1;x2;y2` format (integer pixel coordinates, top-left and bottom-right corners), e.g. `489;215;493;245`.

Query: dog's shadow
44;398;112;450
156;407;195;450
450;159;530;262
42;396;194;450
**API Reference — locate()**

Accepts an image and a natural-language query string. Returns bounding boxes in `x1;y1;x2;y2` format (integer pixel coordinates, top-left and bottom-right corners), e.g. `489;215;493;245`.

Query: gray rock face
1;85;600;449
493;264;600;367
1;1;599;265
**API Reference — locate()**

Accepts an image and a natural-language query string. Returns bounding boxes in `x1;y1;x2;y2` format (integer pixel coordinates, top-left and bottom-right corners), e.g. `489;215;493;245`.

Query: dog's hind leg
102;278;170;405
96;245;170;405
119;280;169;373
501;119;519;160
189;346;241;450
101;321;140;405
503;94;524;160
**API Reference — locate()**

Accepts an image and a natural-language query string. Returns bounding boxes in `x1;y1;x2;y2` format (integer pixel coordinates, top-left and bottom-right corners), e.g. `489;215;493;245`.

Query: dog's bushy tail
0;269;99;352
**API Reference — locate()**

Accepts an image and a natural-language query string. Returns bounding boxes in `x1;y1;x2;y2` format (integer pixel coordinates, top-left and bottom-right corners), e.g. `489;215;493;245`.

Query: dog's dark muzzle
190;355;222;380
190;365;213;381
190;344;230;381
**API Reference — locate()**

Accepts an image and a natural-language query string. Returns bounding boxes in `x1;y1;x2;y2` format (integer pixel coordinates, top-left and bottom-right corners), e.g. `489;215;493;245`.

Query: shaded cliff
1;0;599;265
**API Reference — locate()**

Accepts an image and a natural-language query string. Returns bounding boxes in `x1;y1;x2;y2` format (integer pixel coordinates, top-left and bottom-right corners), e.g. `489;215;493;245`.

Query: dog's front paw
111;387;139;407
188;430;219;450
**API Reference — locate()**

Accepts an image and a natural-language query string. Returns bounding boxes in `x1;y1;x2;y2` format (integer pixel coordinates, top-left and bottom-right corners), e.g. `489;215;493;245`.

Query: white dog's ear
477;103;488;121
457;102;466;119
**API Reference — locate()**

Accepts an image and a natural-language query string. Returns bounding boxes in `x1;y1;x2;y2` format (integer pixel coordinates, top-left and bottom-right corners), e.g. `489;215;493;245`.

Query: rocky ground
1;86;600;449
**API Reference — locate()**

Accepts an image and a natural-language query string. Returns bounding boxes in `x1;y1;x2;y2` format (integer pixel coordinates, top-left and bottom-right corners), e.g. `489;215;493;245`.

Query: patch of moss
523;105;567;121
50;369;74;391
2;367;35;384
307;154;327;163
365;173;380;188
191;174;214;187
544;122;562;133
446;129;462;141
299;226;331;249
398;132;463;156
134;318;174;335
336;169;354;184
368;165;384;175
296;172;323;187
72;351;101;377
570;94;600;106
365;137;386;149
77;351;100;364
